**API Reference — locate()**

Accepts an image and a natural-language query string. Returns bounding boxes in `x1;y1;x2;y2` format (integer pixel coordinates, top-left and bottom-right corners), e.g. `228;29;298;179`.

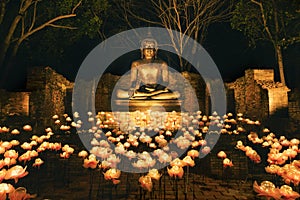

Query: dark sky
6;23;300;90
99;23;299;88
100;23;268;78
200;23;299;87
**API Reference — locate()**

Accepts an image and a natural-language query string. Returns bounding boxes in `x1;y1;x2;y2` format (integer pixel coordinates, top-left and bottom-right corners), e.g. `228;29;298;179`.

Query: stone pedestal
113;99;182;112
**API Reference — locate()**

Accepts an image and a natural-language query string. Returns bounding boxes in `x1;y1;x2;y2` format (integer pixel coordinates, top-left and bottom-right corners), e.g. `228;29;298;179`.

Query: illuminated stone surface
113;99;182;112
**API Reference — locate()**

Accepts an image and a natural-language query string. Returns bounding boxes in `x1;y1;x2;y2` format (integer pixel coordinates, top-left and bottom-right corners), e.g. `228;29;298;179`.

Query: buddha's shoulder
131;60;144;65
155;59;167;65
131;59;167;66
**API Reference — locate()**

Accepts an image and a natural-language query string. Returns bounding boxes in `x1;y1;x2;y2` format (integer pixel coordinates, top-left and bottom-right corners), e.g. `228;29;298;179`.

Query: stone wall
226;77;245;115
181;72;206;112
268;87;289;116
251;69;274;81
245;70;268;119
288;89;300;132
228;69;290;121
289;90;300;121
27;66;73;126
0;67;299;134
96;73;120;112
0;90;30;116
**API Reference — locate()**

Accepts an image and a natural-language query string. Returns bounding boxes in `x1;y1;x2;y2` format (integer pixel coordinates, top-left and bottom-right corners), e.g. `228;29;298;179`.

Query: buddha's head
140;38;158;59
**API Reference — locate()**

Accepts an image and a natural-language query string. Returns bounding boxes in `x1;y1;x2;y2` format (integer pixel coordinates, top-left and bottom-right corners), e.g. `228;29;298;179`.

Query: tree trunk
0;0;33;68
179;56;184;71
0;14;23;68
275;45;286;86
0;33;24;88
0;0;6;25
10;39;22;60
0;14;23;88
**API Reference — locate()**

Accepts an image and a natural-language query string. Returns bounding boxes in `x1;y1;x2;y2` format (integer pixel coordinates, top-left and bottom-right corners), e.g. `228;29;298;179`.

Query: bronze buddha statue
116;38;180;100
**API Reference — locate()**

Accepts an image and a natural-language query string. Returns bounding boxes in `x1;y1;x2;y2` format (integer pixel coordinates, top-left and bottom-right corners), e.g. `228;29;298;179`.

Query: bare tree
231;0;300;86
0;0;81;71
120;0;232;71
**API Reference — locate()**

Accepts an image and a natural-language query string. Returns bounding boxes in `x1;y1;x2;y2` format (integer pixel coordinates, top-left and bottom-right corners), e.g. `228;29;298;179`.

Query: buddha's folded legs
116;89;130;99
116;88;180;100
150;91;181;100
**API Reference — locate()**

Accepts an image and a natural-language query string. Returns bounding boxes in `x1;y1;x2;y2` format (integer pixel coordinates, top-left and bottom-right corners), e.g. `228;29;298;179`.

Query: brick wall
226;77;246;115
228;69;290;121
288;89;300;132
1;67;299;134
96;73;120;112
268;88;289;115
245;69;272;120
181;72;206;112
0;90;30;116
289;90;300;120
251;69;274;81
27;66;73;126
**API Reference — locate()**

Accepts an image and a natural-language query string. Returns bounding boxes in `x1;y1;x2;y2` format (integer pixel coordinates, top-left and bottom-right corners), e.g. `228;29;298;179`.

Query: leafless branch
122;0;232;70
28;0;37;32
21;13;25;36
72;0;82;14
250;0;273;41
48;24;77;29
20;13;76;41
122;0;162;26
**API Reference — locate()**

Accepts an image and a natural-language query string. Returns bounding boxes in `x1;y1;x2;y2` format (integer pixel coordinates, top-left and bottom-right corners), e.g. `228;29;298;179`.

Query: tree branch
48;24;77;29
0;0;7;25
72;0;82;14
28;0;37;32
20;13;77;42
21;12;25;36
124;0;232;70
124;1;162;26
250;0;273;41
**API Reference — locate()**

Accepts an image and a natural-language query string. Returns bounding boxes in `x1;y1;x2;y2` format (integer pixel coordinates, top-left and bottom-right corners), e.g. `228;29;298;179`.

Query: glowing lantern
22;125;32;131
11;129;20;135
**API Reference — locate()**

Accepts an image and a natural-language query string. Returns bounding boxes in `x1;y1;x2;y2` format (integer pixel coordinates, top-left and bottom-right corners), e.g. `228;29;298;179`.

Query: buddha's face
143;48;155;60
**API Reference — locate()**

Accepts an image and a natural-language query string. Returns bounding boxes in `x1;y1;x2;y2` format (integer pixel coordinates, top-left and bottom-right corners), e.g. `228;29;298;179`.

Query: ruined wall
226;77;246;115
268;87;289;116
289;90;300;121
0;90;30;116
244;70;270;120
228;69;289;121
181;72;206;113
1;67;299;134
95;73;120;112
27;66;73;126
288;89;300;132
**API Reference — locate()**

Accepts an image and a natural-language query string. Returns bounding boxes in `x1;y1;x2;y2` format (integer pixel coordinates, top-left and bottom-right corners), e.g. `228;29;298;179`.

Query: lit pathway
30;157;258;200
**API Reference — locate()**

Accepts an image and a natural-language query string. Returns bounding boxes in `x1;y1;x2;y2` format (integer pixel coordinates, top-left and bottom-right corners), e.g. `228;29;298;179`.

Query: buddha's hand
128;88;135;97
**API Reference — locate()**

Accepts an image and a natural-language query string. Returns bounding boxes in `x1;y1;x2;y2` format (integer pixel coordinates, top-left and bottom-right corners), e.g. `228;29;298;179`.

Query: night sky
7;23;300;90
89;23;299;88
194;23;298;87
